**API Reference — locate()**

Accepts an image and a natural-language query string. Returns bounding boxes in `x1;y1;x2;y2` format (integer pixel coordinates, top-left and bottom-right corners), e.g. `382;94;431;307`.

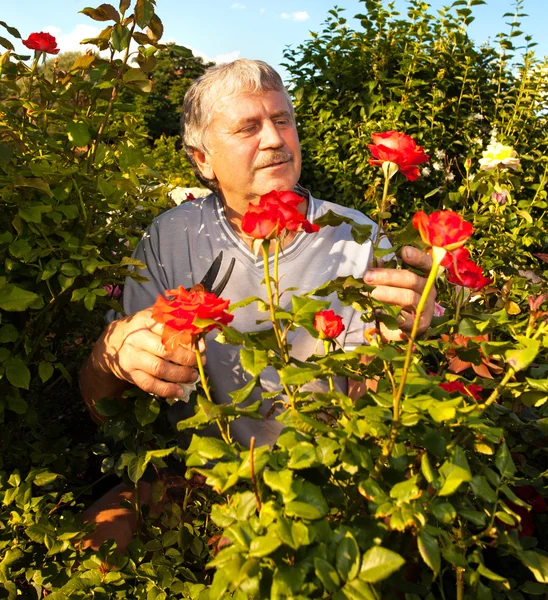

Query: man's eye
275;119;290;126
239;125;257;134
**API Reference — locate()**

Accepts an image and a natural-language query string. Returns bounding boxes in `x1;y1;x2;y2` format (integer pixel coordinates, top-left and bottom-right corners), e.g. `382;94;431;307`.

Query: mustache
254;151;293;170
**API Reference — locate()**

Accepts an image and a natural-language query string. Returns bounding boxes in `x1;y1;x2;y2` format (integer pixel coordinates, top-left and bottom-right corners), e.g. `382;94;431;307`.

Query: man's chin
255;167;300;193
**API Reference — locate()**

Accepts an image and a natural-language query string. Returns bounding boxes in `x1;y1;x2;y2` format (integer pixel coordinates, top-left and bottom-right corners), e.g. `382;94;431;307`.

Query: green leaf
0;324;18;343
38;362;54;384
80;4;120;22
418;531;441;576
147;14;163;41
495;441;516;478
0;284;40;311
6;392;28;414
276;516;309;550
476;563;508;582
134;396;160;426
285;481;328;520
506;337;540;371
288;442;319;469
519;551;548;584
249;534;281;558
134;0;155;27
228;376;258;404
526;377;548;392
0;142;14;166
438;447;472;496
280;364;322;385
111;23;131;51
313;210;373;244
5;358;30;389
359;546;405;583
336;533;360;582
389;475;420;502
70;54;96;70
0;35;14;50
263;469;294;497
240;348;268;377
428;400;457;422
315;557;341;592
33;471;60;486
66;122;91;147
0;21;21;38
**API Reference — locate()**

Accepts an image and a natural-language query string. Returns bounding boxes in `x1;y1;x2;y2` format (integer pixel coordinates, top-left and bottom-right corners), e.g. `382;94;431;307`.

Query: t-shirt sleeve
122;221;170;315
342;233;394;349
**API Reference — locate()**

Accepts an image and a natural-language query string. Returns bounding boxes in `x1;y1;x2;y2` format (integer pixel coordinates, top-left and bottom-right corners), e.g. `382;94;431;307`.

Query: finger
129;353;199;384
400;246;433;273
379;322;407;342
123;328;203;367
131;370;191;399
369;285;422;312
365;268;427;293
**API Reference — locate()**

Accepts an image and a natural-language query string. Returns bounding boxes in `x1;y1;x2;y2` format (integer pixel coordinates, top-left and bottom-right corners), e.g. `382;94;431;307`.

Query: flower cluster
241;190;319;240
152;286;234;350
368;131;429;181
441;247;492;291
22;32;60;55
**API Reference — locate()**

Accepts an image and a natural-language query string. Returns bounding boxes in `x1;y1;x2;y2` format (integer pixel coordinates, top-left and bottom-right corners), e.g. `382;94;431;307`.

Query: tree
134;43;213;142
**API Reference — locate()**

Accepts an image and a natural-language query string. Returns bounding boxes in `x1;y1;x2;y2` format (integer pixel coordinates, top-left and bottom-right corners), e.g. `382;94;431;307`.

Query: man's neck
219;188;310;250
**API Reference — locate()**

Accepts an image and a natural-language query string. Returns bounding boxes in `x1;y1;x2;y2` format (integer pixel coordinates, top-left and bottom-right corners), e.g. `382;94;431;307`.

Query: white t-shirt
123;188;385;446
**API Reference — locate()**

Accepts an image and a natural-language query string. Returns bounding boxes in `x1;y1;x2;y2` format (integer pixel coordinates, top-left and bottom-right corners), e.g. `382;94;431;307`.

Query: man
80;59;434;550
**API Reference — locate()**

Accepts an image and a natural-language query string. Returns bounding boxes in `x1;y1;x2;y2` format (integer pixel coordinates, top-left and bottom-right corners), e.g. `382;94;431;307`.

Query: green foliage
284;0;548;259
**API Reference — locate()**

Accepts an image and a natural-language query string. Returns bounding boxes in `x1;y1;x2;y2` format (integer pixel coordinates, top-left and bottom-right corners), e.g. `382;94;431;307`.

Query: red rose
241;203;284;239
368;131;429;181
314;310;345;340
241;190;319;240
22;32;60;55
439;381;483;400
152;286;234;351
502;486;547;538
446;258;491;290
412;210;474;251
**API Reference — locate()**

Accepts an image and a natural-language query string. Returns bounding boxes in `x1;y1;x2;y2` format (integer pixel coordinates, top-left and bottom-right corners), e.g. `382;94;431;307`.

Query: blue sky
4;1;547;81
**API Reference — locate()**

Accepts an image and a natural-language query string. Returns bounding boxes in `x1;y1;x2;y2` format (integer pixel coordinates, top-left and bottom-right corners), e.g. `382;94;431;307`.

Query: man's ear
193;150;215;181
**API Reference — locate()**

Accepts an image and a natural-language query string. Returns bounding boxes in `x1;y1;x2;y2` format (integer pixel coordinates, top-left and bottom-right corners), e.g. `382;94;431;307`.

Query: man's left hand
363;245;435;341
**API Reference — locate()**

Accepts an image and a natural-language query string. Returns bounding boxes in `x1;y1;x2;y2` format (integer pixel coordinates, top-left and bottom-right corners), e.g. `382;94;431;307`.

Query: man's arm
79;308;202;423
348;246;435;400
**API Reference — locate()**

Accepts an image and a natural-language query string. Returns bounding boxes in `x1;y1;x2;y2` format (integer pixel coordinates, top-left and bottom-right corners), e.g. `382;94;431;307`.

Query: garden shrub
0;0;546;598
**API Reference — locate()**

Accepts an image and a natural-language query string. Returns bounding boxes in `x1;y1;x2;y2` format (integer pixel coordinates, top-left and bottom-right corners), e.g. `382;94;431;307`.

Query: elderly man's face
194;90;301;209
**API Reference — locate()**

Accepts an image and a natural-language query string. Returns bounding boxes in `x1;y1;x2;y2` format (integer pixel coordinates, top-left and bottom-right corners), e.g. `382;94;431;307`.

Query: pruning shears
192;251;236;296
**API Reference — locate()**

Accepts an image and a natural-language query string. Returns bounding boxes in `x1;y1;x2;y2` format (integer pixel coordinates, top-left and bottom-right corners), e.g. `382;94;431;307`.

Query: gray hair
181;59;293;191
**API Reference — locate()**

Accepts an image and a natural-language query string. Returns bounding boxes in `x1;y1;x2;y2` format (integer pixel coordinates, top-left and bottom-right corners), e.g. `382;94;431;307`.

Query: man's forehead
210;90;292;122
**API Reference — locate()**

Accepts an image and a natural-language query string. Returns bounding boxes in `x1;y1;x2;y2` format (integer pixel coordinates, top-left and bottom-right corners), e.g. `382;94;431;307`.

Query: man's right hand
80;308;204;422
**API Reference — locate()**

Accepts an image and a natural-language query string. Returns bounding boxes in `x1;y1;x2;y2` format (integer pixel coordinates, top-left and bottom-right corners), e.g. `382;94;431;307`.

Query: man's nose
259;120;284;150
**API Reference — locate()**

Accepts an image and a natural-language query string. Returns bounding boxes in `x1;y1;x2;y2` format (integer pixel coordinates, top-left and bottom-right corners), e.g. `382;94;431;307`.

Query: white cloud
213;50;241;64
231;3;246;8
179;43;240;65
281;11;309;21
44;24;104;54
